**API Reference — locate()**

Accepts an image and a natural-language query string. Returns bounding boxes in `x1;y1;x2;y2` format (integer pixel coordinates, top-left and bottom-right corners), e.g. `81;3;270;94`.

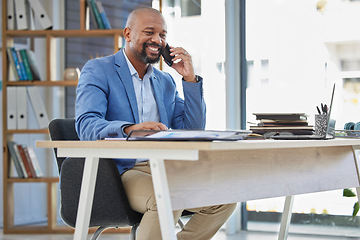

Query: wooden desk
37;138;360;240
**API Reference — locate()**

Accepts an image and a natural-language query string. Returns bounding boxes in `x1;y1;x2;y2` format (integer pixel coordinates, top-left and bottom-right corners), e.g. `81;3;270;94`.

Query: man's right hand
124;121;168;135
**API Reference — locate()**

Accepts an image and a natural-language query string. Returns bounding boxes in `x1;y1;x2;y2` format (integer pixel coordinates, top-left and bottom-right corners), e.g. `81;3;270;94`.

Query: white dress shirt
123;51;160;123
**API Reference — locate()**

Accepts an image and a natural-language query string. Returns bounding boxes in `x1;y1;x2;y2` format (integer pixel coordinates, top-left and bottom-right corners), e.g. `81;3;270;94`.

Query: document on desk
124;129;252;141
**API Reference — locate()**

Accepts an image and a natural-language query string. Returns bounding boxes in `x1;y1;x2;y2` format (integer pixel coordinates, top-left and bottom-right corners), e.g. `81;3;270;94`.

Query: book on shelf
23;146;39;178
7;47;41;81
26;147;43;177
95;1;111;29
86;0;99;29
26;49;41;80
6;47;20;81
16;50;28;80
7;141;25;178
7;141;42;178
87;0;104;29
19;49;33;80
8;47;24;80
17;144;34;178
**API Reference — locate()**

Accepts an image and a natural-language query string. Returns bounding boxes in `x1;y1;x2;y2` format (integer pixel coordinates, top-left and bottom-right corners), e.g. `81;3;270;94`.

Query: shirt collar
123;49;154;79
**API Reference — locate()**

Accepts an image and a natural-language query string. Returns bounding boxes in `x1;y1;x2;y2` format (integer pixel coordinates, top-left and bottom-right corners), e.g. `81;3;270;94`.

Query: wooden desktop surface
37;138;360;240
37;138;360;210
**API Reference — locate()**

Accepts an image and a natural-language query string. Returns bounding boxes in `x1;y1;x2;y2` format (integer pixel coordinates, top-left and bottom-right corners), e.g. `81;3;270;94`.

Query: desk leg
278;195;294;240
352;147;360;204
73;157;100;240
149;158;177;240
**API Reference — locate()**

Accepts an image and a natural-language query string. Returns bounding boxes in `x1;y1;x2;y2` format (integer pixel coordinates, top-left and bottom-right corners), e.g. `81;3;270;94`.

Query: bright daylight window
246;0;360;236
163;0;360;237
162;0;227;130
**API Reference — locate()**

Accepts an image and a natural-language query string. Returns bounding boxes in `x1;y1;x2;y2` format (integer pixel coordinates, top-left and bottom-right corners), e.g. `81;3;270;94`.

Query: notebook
271;83;336;140
125;129;253;141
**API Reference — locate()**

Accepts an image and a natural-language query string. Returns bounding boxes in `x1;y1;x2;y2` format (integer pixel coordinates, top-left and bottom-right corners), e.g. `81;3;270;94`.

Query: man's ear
124;27;131;42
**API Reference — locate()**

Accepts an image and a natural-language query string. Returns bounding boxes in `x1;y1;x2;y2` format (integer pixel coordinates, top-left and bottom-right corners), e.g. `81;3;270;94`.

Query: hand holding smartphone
162;43;174;67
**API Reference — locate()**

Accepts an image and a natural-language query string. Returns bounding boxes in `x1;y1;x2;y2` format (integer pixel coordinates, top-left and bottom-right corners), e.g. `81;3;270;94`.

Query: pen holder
315;114;328;136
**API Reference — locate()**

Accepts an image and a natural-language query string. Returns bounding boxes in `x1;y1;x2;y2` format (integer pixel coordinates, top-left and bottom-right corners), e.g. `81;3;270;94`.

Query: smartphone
162;43;174;67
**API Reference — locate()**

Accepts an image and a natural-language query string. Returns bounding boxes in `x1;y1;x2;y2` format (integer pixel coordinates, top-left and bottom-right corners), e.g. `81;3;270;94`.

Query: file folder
7;87;17;130
16;87;28;129
7;0;15;30
14;0;28;30
28;0;52;30
27;87;49;129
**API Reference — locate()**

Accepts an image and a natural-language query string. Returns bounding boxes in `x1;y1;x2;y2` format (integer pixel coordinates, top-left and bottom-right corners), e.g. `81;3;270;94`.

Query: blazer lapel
150;74;168;126
114;50;139;123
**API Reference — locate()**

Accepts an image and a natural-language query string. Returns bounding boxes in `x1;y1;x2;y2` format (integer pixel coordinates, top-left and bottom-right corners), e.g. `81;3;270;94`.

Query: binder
7;87;17;130
27;0;52;30
27;87;49;129
14;0;28;30
16;87;28;129
95;1;111;29
7;0;15;30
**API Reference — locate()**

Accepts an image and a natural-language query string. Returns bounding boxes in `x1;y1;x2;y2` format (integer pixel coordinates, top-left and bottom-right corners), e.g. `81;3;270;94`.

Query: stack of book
86;0;112;29
7;46;41;81
250;113;314;135
8;141;43;178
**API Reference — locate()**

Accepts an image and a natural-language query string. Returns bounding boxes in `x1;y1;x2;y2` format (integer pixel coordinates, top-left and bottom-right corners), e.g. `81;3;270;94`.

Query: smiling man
75;7;236;239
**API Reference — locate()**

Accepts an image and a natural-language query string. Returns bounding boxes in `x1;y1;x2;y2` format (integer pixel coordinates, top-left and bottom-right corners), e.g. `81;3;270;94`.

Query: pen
323;104;328;115
316;106;322;115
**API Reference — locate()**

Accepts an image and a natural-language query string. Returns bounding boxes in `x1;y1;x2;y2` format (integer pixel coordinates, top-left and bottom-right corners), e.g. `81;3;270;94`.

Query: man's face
127;12;167;64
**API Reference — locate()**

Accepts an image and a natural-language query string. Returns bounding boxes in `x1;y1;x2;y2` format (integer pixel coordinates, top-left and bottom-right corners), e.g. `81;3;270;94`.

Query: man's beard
138;43;162;64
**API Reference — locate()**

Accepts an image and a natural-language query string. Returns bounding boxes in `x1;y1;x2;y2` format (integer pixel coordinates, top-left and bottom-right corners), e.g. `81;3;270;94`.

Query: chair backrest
48;118;142;228
48;118;79;172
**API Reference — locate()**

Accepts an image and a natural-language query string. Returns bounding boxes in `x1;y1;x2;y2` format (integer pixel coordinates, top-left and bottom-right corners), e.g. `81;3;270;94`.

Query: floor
2;218;360;240
0;230;359;240
1;226;360;240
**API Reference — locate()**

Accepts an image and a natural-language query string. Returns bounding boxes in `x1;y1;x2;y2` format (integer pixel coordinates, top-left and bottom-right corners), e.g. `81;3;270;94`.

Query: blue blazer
75;49;206;174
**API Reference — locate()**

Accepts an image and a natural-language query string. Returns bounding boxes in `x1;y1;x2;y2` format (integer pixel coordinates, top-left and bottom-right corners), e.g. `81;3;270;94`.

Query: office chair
48;118;142;240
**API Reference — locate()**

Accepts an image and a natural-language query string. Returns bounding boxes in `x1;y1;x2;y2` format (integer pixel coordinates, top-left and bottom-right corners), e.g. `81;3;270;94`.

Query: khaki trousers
121;162;237;240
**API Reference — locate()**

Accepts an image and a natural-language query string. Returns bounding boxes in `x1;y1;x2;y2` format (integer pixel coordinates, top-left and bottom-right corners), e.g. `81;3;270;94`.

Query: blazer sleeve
171;78;206;130
75;58;132;140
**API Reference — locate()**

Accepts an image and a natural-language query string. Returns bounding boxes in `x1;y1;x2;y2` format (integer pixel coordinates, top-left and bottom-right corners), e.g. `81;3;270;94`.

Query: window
246;0;360;235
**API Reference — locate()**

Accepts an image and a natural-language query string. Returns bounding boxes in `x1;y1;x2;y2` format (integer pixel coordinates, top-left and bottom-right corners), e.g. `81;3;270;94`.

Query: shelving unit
1;0;127;234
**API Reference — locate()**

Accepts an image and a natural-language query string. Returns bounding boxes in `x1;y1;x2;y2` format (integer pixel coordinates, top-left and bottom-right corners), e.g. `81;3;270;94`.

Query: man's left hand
169;47;197;82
